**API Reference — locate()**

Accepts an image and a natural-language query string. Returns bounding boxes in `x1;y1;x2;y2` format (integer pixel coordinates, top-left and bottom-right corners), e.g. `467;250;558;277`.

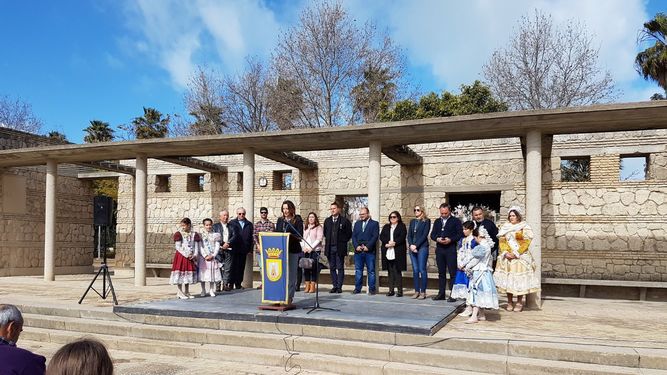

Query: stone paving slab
114;288;464;335
3;275;667;349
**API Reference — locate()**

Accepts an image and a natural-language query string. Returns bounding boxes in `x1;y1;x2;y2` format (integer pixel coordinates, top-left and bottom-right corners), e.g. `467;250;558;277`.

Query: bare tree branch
483;10;617;110
0;95;43;134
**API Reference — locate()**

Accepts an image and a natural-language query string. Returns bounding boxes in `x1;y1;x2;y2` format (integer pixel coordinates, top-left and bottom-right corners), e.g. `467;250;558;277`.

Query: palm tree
132;107;169;139
635;13;667;92
46;131;68;144
83;120;115;143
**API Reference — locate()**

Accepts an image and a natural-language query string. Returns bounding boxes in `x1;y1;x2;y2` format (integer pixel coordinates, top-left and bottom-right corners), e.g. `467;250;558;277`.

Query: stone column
44;160;57;281
134;155;147;287
525;130;542;306
368;141;382;291
243;150;255;288
368;142;382;220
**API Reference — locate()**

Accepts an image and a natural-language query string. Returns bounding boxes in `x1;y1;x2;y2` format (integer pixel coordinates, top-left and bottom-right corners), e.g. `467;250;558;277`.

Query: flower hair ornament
477;225;495;249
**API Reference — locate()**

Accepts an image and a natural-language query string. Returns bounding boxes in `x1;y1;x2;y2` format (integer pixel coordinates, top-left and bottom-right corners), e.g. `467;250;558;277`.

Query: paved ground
2;274;667;366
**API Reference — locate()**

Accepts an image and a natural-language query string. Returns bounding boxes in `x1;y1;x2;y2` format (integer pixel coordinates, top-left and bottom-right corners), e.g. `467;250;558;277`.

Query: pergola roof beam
157;156;227;173
258;151;318;170
382;145;423;166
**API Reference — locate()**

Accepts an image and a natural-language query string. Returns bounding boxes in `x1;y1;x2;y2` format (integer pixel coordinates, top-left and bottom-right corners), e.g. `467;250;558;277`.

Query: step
24;316;667;375
20;327;493;375
18;339;335;375
23;312;667;371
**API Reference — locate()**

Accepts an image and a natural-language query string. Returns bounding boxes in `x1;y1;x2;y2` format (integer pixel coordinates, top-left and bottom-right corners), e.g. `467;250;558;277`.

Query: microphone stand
283;219;339;314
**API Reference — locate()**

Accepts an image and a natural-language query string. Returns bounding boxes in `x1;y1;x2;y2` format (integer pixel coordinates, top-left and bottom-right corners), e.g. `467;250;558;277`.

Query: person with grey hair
0;304;46;374
213;209;237;292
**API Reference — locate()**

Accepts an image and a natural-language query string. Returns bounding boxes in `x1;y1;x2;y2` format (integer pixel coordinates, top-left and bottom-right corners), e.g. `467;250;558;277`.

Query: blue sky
1;0;665;143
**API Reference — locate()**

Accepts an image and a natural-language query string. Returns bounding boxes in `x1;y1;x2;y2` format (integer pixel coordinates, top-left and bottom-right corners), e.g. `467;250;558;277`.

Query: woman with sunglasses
380;211;407;297
407;206;431;299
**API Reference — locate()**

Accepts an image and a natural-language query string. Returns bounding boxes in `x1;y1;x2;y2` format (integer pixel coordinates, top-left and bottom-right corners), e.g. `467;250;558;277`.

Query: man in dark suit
213;210;237;292
430;203;463;302
229;207;254;289
0;304;46;375
472;206;499;270
323;201;352;293
351;207;380;295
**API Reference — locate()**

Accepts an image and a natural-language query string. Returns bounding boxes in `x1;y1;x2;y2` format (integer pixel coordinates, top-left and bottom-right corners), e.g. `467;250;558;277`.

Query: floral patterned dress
493;222;541;296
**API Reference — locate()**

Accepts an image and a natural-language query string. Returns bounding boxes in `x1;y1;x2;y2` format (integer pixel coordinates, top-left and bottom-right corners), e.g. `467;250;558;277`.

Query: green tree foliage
636;13;667;94
561;159;591;182
46;131;68;144
131;107;169;139
377;81;507;122
92;179;119;200
83;120;115;143
352;65;398;123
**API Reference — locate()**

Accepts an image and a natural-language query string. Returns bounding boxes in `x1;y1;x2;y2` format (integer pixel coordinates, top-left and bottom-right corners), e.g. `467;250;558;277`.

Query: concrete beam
134;155;148;287
257;151;317;170
382;145;423;166
44;160;57;281
157;156;227;173
76;161;136;176
2;102;667;168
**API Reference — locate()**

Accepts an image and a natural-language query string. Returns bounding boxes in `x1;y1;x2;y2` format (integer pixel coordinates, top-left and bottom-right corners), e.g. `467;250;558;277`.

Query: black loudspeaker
94;196;113;226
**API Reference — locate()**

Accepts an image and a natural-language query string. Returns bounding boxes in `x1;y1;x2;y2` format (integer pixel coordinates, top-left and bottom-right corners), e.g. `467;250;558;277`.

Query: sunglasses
238;213;246;216
260;211;268;214
414;208;421;212
390;216;398;219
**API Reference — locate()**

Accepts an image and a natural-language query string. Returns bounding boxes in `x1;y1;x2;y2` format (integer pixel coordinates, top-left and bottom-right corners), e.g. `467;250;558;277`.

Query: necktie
362;220;367;232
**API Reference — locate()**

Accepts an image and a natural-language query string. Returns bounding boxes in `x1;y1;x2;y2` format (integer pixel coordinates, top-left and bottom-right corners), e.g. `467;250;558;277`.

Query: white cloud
123;0;282;88
348;0;649;92
123;0;652;103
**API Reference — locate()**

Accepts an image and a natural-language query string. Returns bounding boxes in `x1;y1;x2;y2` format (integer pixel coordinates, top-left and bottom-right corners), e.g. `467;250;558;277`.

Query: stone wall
115;130;667;281
0;166;94;276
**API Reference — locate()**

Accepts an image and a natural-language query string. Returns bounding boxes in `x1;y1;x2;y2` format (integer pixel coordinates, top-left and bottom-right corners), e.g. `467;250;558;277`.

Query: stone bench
129;263;172;278
542;277;667;301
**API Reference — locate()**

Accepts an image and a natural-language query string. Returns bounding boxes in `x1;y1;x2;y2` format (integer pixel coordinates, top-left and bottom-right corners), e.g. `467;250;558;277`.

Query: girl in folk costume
453;221;476;316
464;226;499;324
198;218;222;297
170;218;200;299
493;206;540;312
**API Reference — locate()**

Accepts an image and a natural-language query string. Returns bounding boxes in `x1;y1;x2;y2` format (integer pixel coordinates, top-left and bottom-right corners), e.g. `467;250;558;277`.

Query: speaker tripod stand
79;226;118;305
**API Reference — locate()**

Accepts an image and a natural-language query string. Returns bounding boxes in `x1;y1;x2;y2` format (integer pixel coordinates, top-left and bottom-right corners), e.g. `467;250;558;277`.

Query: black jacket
212;221;237;250
274;215;304;254
475;218;499;252
430;215;463;253
229;218;254;254
323;215;352;257
380;222;407;271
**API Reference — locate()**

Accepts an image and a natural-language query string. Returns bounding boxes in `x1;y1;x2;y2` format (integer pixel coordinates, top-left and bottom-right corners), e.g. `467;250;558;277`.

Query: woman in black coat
380;211;407;297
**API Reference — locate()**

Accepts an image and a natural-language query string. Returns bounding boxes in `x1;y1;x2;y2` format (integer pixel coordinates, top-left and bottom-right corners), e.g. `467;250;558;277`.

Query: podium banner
259;232;290;304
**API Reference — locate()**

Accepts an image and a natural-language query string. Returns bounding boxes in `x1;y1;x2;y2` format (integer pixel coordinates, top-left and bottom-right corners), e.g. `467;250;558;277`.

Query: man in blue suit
351;207;379;294
430;203;463;302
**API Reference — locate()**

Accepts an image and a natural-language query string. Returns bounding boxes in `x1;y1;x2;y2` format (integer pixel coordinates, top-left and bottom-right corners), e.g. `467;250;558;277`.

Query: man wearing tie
323;202;352;293
430;203;463;302
351;207;379;295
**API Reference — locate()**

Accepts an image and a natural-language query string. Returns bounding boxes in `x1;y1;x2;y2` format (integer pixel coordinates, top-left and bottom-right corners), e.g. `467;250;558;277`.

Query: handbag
299;257;315;269
386;247;395;261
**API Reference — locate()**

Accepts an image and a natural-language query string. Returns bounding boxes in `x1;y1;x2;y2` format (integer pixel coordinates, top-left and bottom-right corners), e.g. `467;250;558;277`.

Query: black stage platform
114;289;465;336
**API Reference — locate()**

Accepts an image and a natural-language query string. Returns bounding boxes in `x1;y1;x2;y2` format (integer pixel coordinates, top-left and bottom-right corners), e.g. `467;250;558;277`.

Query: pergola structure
2;101;667;301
